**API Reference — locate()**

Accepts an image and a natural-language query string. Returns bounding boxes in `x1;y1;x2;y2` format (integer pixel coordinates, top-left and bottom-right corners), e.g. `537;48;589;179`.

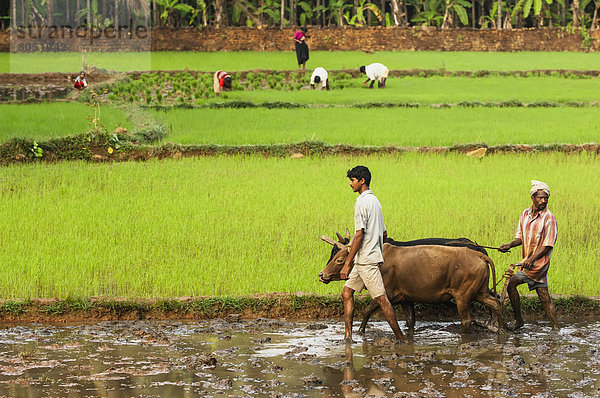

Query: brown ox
319;234;507;334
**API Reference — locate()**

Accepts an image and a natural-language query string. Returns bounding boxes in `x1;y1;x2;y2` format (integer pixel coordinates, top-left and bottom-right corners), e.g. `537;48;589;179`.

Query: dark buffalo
319;233;507;334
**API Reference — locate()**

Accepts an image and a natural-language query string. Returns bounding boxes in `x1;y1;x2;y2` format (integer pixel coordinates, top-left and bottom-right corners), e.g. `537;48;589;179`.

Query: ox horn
321;235;345;250
345;228;350;240
336;232;345;242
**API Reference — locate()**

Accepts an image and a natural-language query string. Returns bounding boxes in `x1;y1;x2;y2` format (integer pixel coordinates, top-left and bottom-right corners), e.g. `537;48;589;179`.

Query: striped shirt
514;207;558;283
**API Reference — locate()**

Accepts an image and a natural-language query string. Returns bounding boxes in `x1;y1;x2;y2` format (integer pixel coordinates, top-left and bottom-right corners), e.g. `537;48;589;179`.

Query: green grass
154;106;600;146
0;153;597;299
0;103;132;141
6;51;600;73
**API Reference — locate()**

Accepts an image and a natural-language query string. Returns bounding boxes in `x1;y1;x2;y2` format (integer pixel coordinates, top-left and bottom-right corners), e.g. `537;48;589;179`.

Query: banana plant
344;0;383;26
297;0;314;24
512;0;553;20
254;0;281;25
441;0;471;27
327;0;353;25
411;0;445;26
77;0;113;28
155;0;194;26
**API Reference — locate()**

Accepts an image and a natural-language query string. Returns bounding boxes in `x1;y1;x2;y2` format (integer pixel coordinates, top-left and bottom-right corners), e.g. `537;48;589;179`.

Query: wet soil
0;318;598;397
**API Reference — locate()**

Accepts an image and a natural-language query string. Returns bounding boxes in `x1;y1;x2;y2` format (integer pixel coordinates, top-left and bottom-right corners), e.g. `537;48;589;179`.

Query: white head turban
530;180;550;197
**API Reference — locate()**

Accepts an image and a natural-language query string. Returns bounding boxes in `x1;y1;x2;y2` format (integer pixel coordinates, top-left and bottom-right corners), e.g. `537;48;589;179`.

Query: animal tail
482;253;498;296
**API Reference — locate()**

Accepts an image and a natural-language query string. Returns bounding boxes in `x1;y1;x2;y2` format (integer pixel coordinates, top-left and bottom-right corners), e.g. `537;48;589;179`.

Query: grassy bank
155;107;600;146
0;153;597;299
0;295;597;322
6;51;600;73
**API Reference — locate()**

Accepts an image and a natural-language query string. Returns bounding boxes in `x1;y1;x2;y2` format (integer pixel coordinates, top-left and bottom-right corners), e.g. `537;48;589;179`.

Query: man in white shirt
359;63;389;88
340;165;406;343
310;67;329;90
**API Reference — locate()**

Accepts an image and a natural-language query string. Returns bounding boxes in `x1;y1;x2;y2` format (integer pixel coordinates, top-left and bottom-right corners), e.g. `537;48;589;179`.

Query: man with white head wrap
499;180;559;329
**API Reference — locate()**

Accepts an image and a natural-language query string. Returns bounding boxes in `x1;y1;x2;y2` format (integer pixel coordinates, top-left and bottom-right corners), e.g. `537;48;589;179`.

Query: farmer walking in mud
340;166;406;343
499;180;559;330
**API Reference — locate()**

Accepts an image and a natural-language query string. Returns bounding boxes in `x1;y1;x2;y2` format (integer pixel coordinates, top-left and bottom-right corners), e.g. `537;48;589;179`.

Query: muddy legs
507;276;559;330
375;294;406;342
342;286;355;342
507;275;525;329
536;287;559;329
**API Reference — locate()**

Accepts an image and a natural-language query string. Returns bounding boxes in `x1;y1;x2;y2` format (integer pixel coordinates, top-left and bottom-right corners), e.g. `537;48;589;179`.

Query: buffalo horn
336;232;344;242
345;228;350;240
321;235;345;250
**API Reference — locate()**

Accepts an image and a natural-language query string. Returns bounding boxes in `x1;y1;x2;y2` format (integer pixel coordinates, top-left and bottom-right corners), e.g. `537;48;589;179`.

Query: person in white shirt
340;165;406;343
359;63;389;89
310;67;329;91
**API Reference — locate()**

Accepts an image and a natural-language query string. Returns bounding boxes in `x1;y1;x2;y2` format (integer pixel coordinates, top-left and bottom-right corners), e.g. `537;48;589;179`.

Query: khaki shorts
344;262;386;299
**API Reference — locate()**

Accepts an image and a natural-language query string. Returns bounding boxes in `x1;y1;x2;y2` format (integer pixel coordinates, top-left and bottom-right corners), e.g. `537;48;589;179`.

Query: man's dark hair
359;66;366;74
300;26;308;33
347;165;371;186
314;75;321;83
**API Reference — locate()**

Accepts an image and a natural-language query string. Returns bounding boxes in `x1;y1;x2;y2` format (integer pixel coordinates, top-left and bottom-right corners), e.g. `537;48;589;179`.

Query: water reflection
0;319;597;397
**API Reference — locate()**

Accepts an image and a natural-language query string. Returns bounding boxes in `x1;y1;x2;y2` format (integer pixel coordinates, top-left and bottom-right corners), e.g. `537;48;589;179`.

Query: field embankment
0;295;598;323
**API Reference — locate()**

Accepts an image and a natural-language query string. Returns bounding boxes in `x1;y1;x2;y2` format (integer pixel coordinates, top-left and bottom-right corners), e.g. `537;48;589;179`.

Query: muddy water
0;318;598;397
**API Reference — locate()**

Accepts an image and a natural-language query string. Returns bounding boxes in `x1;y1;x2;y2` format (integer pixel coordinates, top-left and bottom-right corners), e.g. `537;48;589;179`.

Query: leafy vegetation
5;0;600;29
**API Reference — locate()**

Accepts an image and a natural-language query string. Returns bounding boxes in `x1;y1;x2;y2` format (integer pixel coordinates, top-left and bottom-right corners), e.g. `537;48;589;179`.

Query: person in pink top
293;27;309;70
499;180;559;330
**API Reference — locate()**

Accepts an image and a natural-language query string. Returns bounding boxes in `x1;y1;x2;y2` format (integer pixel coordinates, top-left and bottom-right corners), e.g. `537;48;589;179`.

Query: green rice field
155;107;600;146
0;154;597;299
111;73;600;106
6;51;600;73
0;103;132;142
207;76;600;105
3;101;600;147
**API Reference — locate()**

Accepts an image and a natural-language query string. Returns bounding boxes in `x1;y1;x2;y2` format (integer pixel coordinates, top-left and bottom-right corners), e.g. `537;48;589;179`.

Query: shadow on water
0;318;598;397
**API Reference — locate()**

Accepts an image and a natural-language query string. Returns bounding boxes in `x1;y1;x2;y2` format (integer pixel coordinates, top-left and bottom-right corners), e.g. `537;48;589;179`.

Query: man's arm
522;245;552;269
340;229;364;280
499;238;522;252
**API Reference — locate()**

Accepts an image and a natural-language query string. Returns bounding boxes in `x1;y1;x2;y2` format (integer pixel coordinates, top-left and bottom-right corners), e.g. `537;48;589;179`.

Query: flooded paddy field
0;318;598;397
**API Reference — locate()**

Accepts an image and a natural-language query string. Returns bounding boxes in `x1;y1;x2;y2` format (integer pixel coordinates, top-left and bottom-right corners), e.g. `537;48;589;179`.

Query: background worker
340;166;406;343
213;70;232;97
499;180;559;330
73;71;87;90
310;67;329;90
359;63;389;88
293;27;309;70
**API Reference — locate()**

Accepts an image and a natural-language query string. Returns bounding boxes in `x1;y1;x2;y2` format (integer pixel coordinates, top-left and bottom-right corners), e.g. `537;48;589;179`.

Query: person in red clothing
213;70;232;97
499;180;559;330
73;71;87;90
293;27;309;70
